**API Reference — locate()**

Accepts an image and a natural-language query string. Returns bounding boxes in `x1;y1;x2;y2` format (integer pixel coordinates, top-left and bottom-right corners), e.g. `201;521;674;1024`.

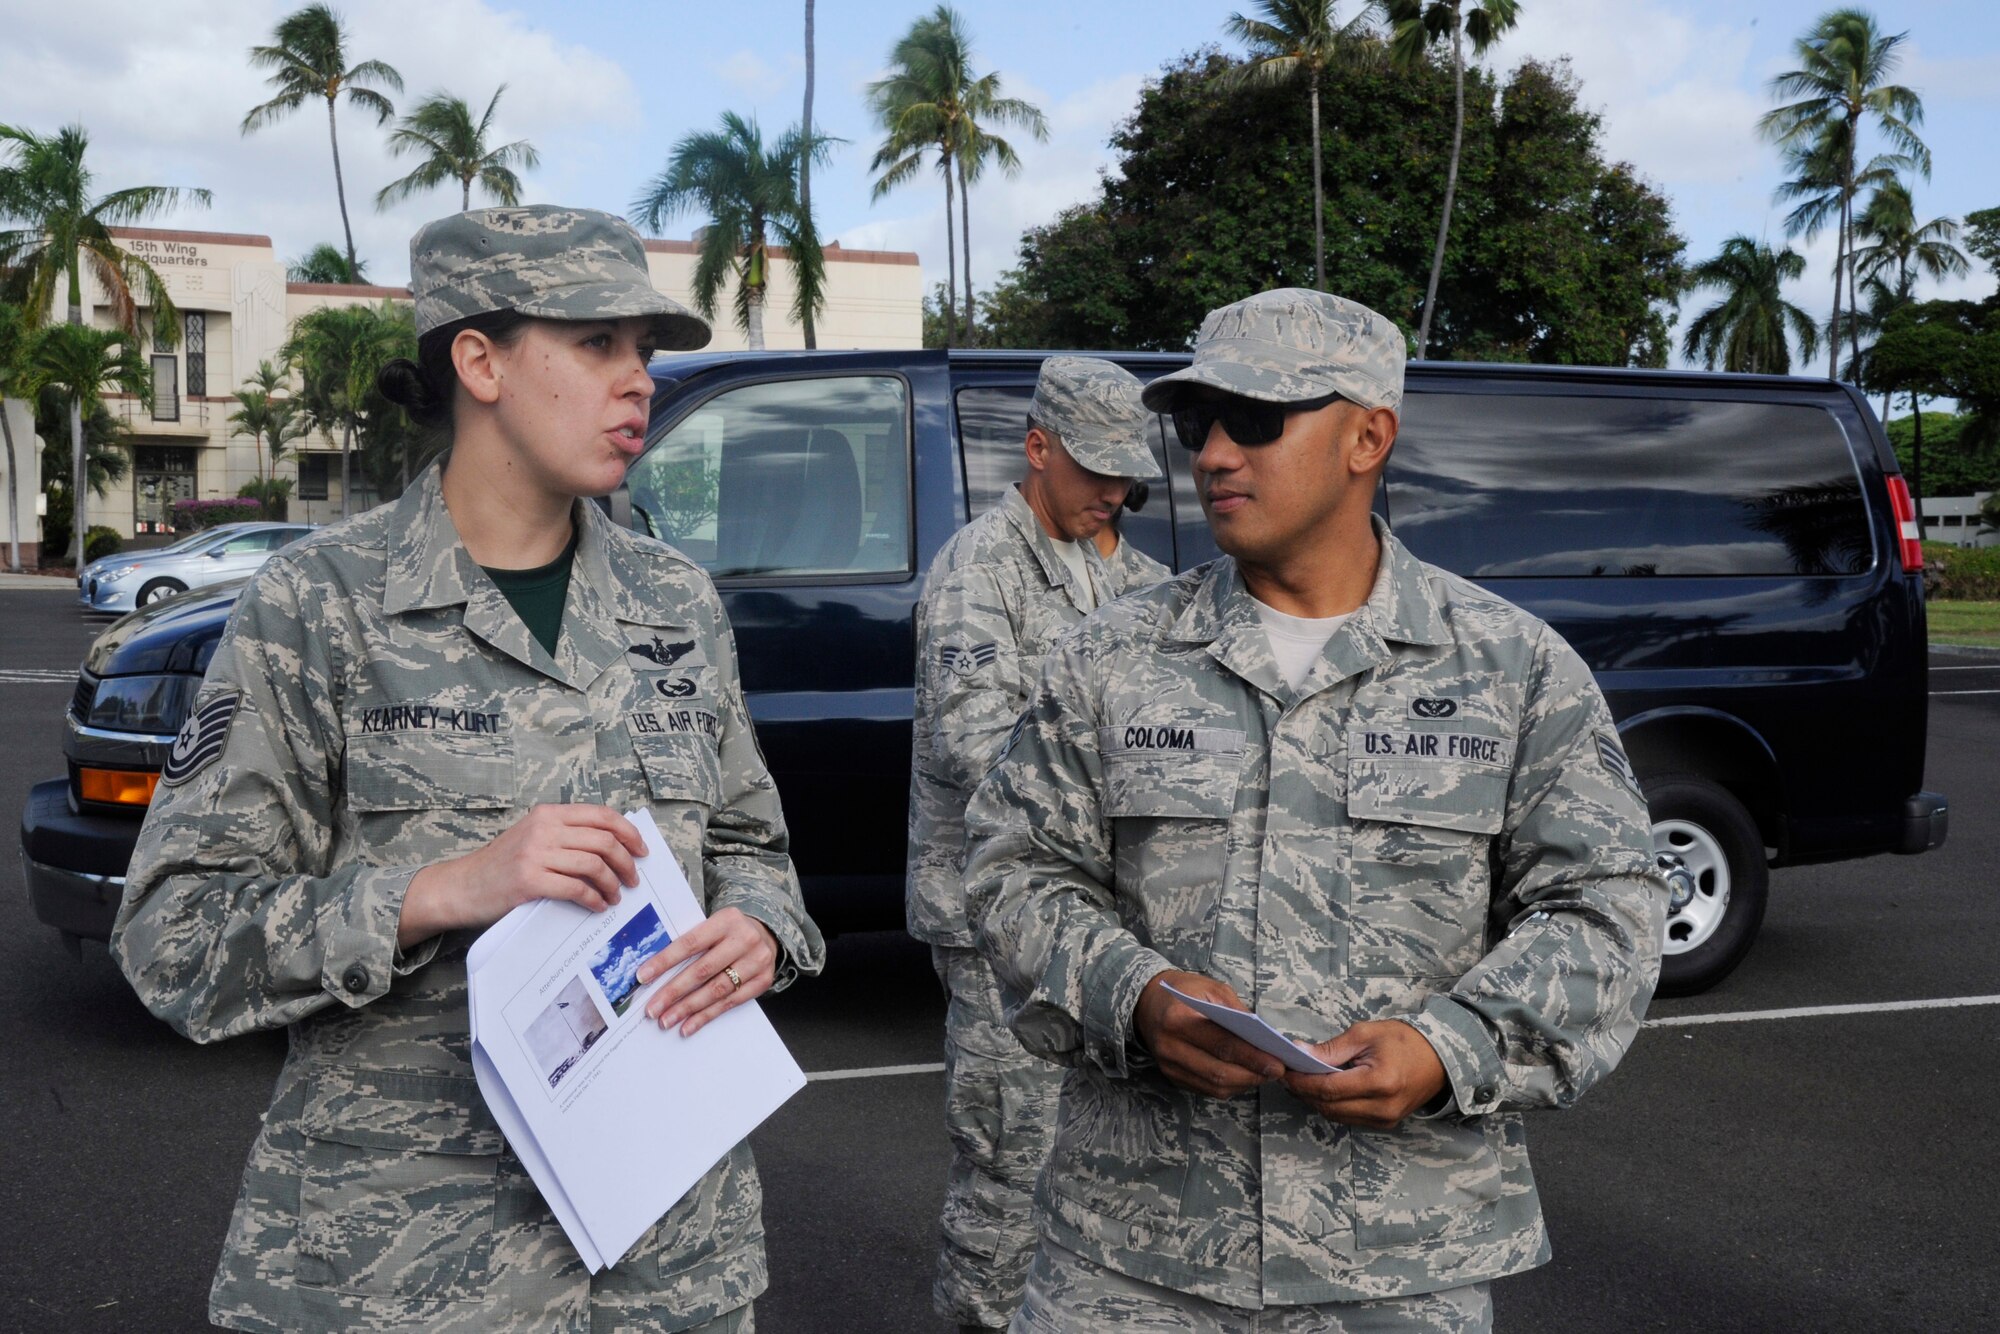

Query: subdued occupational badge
1595;729;1642;797
1410;697;1459;719
162;692;240;786
939;642;999;678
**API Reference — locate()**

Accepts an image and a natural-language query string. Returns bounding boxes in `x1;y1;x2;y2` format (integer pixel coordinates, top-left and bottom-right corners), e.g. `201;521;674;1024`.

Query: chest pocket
345;732;515;863
1101;728;1244;969
1345;720;1513;979
629;724;722;809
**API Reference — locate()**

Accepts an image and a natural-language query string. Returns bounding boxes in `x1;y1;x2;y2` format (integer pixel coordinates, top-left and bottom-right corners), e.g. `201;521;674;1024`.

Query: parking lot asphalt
2;587;1995;1333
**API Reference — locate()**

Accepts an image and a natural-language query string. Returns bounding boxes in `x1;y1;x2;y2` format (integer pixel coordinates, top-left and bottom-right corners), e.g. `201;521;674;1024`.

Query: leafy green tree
1225;1;1381;293
867;6;1044;345
1963;207;2000;273
21;323;149;563
1385;0;1520;358
229;360;308;485
243;3;402;282
1868;299;2000;523
0;122;209;561
1883;413;2000;498
283;301;415;517
1759;7;1928;378
630;112;832;350
287;242;369;284
1680;236;1820;374
986;48;1681;367
375;86;538;213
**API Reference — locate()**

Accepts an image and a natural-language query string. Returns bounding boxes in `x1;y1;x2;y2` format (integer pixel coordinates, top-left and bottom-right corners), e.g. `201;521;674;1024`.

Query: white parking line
806;1061;946;1083
1649;994;2000;1028
799;996;2000;1081
0;670;75;683
1931;689;2000;696
1931;664;2000;671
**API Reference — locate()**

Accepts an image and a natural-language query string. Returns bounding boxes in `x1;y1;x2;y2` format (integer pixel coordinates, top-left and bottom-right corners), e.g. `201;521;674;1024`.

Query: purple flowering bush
170;498;264;531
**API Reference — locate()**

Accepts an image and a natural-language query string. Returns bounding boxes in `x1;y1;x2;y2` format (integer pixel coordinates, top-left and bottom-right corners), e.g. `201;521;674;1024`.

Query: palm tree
21;323;151;562
629;112;833;351
242;4;402;282
801;0;819;349
1772;130;1910;379
375;86;539;213
0;122;210;563
0;301;26;570
287;242;369;284
1680;236;1821;375
229;360;307;486
1758;8;1928;379
1387;0;1519;359
1852;180;1968;305
283;301;413;519
1225;1;1381;293
868;7;1046;346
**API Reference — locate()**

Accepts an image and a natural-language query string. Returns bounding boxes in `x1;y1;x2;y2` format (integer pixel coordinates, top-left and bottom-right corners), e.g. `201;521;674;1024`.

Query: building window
133;446;198;533
298;454;330;500
183;311;206;397
150;355;179;422
152;317;172;353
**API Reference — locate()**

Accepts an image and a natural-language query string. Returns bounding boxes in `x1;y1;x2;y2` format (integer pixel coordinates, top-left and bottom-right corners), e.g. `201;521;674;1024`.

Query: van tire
1643;774;1768;998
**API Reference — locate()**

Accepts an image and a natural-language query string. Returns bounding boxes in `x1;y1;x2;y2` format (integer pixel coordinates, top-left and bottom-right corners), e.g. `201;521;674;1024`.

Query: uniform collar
1165;516;1448;701
999;484;1107;615
380;459;686;690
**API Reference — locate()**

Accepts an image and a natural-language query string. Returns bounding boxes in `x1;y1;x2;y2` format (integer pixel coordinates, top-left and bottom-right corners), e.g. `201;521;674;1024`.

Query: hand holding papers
1161;983;1344;1075
467;809;805;1272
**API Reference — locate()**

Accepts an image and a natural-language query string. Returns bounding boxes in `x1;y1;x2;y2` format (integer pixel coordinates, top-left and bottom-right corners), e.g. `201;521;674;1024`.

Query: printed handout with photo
523;975;611;1091
590;902;674;1018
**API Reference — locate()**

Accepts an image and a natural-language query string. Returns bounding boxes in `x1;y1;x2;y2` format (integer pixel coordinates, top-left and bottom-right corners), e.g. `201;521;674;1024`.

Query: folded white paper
467;809;805;1272
1161;983;1345;1075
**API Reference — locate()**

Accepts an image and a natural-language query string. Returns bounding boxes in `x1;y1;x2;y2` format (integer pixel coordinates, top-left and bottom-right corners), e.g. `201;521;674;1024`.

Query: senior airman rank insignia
940;641;1000;678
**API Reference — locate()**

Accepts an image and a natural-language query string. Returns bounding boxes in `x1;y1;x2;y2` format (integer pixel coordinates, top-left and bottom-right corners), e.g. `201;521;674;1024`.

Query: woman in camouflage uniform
112;206;824;1333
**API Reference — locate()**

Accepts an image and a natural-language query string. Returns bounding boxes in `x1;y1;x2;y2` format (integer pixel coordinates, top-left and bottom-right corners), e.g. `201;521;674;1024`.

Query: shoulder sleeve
1401;623;1669;1117
963;625;1172;1074
918;560;1035;794
110;558;441;1044
692;579;826;988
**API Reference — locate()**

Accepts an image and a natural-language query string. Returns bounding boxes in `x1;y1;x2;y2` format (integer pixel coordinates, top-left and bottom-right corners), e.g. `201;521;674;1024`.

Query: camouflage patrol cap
409;205;710;350
1030;356;1159;479
1139;287;1405;413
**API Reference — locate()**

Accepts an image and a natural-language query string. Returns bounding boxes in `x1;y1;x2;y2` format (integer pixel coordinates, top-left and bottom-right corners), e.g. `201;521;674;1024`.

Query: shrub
170;497;262;531
1922;540;2000;600
237;477;295;521
83;526;122;563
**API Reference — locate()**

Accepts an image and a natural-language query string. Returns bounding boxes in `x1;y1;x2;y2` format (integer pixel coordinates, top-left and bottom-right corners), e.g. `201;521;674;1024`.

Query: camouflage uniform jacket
1100;532;1171;598
112;461;825;1332
962;521;1666;1307
907;486;1114;946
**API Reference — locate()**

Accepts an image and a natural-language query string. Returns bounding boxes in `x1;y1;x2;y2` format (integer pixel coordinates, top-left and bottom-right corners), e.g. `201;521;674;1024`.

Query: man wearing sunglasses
907;355;1162;1332
963;288;1666;1331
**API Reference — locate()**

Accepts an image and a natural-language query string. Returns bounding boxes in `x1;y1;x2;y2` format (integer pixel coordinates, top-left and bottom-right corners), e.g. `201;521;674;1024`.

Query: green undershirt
482;527;579;658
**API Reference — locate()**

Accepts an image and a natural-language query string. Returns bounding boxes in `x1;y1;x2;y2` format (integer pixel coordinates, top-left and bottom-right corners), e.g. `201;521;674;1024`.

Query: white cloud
1900;45;2000;103
718;49;787;100
0;0;638;285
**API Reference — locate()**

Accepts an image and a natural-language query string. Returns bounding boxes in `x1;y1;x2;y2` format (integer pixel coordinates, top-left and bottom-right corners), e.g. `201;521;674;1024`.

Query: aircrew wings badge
162;692;241;786
939;641;1000;678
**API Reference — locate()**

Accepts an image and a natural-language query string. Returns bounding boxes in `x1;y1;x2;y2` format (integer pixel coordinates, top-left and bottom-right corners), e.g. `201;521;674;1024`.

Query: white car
77;522;314;613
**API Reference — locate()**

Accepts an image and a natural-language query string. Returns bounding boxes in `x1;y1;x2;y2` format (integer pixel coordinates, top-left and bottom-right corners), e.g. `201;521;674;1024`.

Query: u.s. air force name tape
162;692;241;786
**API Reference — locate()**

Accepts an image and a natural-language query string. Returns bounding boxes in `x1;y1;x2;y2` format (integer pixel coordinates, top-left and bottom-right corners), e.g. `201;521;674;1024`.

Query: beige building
12;223;920;563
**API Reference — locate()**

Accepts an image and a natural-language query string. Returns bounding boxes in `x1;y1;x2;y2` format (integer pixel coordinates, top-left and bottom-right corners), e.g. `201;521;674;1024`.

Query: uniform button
1475;1084;1496;1103
341;966;371;994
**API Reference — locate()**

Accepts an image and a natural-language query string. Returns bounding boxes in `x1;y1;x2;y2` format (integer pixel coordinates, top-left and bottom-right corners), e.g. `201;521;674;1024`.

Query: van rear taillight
1885;476;1924;574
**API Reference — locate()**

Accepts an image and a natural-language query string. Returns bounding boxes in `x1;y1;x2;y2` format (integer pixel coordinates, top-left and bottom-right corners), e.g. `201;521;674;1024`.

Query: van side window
627;376;912;580
1388;394;1874;577
954;385;1178;569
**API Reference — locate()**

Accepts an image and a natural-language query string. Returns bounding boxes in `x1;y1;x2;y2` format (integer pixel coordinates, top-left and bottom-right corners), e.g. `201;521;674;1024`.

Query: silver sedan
77;522;315;613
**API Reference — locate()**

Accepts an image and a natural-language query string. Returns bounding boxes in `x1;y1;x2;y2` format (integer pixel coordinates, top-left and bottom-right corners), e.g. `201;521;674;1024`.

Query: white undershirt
1050;538;1099;612
1253;598;1353;690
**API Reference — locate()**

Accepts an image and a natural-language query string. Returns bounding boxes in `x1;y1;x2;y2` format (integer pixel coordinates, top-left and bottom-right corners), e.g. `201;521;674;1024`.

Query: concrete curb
0;574;77;591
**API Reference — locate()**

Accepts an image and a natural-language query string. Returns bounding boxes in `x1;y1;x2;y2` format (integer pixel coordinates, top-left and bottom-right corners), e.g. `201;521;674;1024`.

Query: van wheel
1644;775;1768;998
138;577;186;606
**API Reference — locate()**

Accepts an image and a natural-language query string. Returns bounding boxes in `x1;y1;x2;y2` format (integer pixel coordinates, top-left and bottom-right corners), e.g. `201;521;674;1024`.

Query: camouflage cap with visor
1030;355;1159;479
409;205;711;350
1140;287;1406;413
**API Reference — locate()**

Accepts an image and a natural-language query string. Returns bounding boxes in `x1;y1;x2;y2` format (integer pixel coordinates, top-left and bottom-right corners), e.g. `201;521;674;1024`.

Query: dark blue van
23;348;1946;995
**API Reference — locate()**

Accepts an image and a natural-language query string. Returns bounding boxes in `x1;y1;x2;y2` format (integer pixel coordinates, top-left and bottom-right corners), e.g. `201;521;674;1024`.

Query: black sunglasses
1170;390;1347;450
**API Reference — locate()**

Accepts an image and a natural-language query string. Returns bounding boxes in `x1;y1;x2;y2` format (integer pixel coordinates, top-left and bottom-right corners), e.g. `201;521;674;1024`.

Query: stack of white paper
467;809;806;1272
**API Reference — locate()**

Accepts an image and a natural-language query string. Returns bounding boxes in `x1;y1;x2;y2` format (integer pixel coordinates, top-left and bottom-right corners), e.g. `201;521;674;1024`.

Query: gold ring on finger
724;965;743;991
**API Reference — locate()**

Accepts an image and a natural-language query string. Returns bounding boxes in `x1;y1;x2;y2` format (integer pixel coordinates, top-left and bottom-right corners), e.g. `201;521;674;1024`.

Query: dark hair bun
376;357;447;428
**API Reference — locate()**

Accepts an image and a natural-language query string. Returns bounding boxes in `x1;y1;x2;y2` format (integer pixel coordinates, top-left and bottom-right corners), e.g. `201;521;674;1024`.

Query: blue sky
4;0;1997;368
